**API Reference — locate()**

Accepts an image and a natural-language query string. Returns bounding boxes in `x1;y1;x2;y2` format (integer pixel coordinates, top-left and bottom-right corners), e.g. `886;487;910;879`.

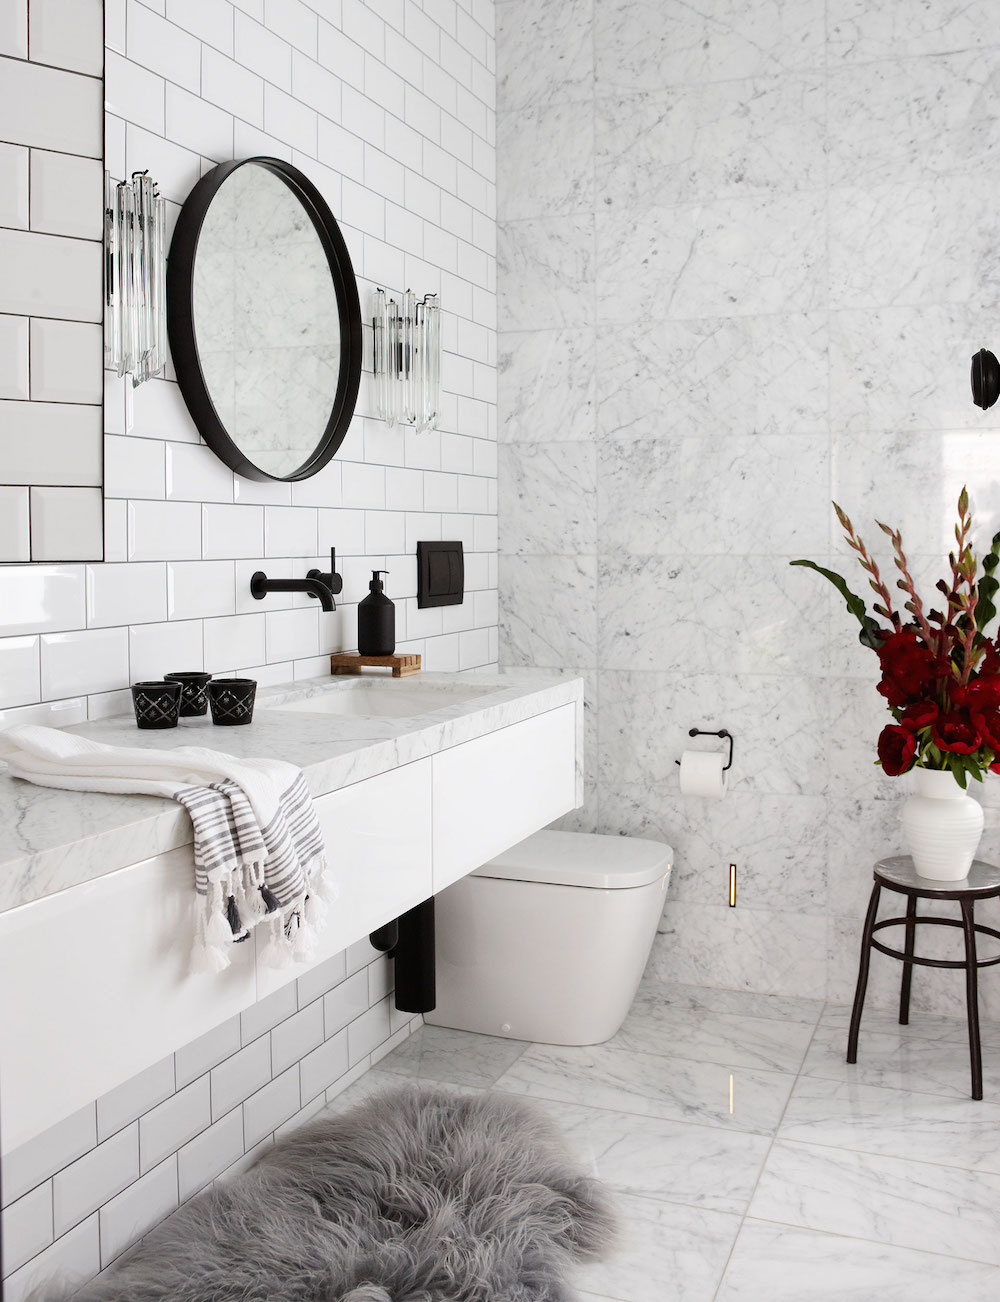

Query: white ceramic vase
901;767;984;881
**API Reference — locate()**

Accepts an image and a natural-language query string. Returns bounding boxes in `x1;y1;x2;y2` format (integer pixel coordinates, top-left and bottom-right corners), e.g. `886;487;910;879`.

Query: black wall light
971;348;1000;409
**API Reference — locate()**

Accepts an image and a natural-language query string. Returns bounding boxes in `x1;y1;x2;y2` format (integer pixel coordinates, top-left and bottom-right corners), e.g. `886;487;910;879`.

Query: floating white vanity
0;673;583;1155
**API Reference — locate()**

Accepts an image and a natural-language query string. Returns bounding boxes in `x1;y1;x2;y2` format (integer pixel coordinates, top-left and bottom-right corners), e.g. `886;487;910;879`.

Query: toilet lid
473;830;672;890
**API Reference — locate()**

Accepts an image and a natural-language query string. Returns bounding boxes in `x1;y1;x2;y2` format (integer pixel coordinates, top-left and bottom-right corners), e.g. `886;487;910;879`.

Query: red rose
877;725;917;775
931;711;981;754
899;700;939;733
876;630;937;707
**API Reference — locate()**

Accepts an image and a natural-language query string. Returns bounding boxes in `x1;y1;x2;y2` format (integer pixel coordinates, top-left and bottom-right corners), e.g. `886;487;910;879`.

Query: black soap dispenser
358;570;395;656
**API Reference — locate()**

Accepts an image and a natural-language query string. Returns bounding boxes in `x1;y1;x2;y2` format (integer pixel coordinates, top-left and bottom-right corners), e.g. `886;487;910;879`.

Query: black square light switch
417;540;464;608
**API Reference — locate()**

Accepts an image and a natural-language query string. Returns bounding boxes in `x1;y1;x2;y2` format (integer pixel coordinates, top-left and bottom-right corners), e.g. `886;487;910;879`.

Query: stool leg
898;895;918;1025
960;897;983;1101
847;883;881;1064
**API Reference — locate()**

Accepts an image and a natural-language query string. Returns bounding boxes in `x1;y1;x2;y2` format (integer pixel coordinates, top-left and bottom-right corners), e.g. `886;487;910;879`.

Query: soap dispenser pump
358;570;395;656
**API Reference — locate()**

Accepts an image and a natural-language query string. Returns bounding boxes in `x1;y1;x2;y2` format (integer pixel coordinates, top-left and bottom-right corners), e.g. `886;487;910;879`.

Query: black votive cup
208;677;257;726
164;671;213;717
131;680;182;730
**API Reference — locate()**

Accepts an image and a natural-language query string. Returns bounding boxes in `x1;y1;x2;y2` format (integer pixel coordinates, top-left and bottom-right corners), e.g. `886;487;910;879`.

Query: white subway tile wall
0;1;104;562
1;948;421;1298
1;0;497;713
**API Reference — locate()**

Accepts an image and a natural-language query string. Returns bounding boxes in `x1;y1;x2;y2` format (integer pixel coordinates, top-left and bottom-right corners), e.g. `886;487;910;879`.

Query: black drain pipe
370;896;436;1014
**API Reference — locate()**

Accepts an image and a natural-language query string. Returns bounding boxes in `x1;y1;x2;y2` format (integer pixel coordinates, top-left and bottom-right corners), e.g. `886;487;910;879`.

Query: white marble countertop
0;672;583;914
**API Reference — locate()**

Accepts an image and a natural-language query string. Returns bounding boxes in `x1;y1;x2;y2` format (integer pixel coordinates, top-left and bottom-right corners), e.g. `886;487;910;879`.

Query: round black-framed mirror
166;156;362;482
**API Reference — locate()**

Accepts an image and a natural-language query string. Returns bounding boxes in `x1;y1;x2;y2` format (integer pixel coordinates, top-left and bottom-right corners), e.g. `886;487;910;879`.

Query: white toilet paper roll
678;749;728;799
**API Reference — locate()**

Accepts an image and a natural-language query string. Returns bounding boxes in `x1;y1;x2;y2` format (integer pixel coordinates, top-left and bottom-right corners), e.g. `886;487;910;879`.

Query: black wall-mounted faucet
250;549;343;612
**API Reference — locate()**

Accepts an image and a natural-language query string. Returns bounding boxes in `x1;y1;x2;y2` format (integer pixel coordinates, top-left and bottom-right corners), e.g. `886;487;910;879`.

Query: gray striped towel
0;725;333;973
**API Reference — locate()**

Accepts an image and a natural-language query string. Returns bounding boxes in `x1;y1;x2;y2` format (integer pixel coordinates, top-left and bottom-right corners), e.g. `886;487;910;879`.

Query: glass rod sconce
372;288;441;432
104;170;167;388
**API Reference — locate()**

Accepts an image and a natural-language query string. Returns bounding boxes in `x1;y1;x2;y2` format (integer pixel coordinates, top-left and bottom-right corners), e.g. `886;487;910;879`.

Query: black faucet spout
250;571;337;611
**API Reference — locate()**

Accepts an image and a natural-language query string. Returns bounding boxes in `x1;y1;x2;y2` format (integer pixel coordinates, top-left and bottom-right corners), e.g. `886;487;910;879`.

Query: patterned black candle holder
208;677;257;726
131;680;182;730
164;671;213;717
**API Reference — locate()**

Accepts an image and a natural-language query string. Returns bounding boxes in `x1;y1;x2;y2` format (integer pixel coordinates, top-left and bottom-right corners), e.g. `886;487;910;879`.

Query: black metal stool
847;856;1000;1100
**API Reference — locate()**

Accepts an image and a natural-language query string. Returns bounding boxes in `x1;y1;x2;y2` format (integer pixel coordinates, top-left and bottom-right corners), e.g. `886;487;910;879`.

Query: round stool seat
875;854;1000;900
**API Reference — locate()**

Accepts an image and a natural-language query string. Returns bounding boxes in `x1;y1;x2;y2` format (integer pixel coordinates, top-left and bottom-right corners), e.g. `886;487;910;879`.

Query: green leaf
974;529;1000;635
950;755;969;789
789;560;884;650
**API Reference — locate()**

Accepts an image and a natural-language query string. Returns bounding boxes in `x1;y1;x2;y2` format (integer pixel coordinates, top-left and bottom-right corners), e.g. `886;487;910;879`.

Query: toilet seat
473;830;672;890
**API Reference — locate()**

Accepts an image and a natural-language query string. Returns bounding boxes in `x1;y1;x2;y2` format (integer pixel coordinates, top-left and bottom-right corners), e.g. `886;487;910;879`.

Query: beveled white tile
0;564;86;636
202;504;263;560
29;319;102;404
30;487;103;561
533;1098;769;1215
0;59;102;158
574;1191;740;1302
750;1140;1000;1265
165;443;235;503
780;1074;1000;1174
129;619;204;680
29;0;104;76
0;1;27;57
166;560;235;621
0;635;40;708
0;143;28;228
128;501;202;562
40;627;129;697
716;1219;1000;1302
374;1025;530;1089
494;1041;794;1135
0;486;30;562
0;314;29;400
29;151;103;240
86;562;167;628
0;402;102;486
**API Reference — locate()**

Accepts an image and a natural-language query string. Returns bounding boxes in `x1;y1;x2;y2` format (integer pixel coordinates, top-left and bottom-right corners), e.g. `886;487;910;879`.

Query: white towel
1;725;334;973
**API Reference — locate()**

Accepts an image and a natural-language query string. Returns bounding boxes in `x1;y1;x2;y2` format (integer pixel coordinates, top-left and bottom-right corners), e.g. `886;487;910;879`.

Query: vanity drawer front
0;847;257;1155
431;704;577;893
256;757;433;998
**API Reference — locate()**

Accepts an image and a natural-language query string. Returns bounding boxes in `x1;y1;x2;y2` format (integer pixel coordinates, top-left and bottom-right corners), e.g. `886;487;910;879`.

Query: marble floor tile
637;976;825;1026
532;1098;770;1215
802;1023;987;1099
716;1219;1000;1301
612;995;816;1075
572;1191;740;1302
750;1140;1000;1265
493;1041;794;1135
820;1000;1000;1050
372;1025;530;1089
780;1075;1000;1174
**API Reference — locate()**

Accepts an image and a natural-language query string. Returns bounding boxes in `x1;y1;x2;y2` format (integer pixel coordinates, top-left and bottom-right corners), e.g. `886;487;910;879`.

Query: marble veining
498;327;596;443
0;673;582;913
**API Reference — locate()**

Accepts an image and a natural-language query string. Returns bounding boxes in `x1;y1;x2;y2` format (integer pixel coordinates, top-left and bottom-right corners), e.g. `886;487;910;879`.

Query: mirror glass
168;158;362;482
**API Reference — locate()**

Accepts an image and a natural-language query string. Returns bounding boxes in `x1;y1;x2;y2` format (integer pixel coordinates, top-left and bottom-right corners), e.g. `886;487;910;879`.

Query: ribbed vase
901;768;984;881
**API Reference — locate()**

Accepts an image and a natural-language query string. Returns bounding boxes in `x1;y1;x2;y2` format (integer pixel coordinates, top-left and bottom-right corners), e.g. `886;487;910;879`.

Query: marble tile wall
496;0;1000;1014
0;0;498;722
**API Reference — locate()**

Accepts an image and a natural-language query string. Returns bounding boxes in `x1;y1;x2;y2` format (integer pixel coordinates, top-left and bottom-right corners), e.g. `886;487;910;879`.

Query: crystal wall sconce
104;170;166;388
372;288;441;432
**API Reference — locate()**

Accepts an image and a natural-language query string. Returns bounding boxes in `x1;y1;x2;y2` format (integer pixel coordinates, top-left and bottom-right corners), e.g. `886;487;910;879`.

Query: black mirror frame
166;156;363;483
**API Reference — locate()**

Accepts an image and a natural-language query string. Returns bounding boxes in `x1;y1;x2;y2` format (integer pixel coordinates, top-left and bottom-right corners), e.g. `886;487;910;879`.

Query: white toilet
425;830;672;1046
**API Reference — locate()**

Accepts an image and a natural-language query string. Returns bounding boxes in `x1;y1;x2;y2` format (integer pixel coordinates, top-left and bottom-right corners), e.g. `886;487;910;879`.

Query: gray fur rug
59;1085;618;1302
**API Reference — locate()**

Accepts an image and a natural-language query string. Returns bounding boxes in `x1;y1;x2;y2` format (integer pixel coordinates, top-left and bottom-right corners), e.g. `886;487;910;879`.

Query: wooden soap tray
331;652;422;678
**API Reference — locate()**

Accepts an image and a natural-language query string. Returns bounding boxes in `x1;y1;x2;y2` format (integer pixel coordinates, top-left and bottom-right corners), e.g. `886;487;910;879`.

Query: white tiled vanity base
0;939;420;1302
329;967;1000;1302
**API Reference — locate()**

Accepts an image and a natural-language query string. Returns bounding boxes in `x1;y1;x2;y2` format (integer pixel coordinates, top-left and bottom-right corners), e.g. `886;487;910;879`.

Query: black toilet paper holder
675;728;734;772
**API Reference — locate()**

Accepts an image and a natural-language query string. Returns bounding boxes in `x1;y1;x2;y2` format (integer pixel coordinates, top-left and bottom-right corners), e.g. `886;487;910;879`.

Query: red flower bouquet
792;488;1000;787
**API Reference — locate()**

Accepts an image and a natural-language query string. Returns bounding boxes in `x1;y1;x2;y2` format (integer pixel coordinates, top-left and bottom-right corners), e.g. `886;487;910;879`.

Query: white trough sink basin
267;680;505;719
